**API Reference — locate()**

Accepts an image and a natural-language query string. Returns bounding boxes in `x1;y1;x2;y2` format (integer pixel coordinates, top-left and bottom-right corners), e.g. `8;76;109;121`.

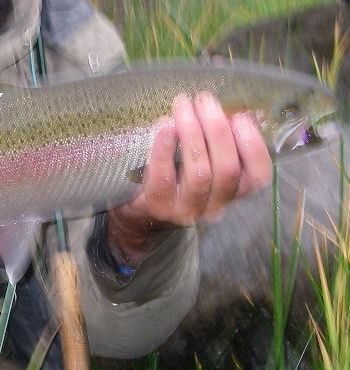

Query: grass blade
26;318;60;370
269;162;286;370
0;282;16;354
282;191;305;329
194;353;203;370
313;232;338;359
147;352;159;370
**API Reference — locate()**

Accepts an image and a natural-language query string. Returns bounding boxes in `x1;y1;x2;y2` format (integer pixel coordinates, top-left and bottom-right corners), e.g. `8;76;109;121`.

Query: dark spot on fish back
127;166;145;184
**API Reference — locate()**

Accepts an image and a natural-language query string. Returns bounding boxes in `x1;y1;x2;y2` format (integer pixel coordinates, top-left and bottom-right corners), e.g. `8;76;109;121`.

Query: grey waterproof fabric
41;0;93;47
0;0;126;87
0;0;40;72
45;218;199;358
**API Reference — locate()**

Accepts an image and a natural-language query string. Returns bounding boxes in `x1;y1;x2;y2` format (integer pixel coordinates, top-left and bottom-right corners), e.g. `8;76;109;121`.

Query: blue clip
115;263;136;278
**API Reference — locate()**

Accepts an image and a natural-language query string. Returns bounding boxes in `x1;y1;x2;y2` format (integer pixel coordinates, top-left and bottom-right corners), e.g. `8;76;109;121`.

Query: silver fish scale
0;129;154;223
0;62;336;224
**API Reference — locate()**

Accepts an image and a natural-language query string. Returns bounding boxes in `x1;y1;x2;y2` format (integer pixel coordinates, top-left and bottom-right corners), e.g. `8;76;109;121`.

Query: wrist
106;205;173;266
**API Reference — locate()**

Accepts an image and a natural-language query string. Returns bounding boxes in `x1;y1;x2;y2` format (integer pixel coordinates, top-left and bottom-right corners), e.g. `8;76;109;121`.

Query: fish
0;60;338;282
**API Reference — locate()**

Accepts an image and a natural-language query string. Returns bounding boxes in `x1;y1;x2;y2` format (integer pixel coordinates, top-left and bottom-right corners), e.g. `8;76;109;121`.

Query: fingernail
173;94;190;108
232;113;255;142
174;94;197;124
197;92;217;104
196;92;221;118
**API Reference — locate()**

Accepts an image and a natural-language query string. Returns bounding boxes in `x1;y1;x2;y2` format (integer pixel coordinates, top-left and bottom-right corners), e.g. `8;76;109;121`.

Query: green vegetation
312;21;350;89
267;168;305;370
123;0;332;60
307;183;350;370
305;20;350;370
308;215;350;370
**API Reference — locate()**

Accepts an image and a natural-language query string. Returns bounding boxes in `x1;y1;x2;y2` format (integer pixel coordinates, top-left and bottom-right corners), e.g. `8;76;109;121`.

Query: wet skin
107;92;272;263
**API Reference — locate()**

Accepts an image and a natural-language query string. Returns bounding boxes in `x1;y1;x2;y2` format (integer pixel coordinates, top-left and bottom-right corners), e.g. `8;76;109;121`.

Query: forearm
85;211;199;304
106;205;175;266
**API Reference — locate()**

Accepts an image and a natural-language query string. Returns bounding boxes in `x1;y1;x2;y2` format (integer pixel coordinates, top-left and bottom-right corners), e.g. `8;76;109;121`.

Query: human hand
107;92;271;263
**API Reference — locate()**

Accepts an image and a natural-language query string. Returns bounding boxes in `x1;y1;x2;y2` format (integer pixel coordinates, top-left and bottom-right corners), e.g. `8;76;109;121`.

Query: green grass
267;167;306;370
122;0;333;60
307;192;350;370
312;21;350;90
301;20;350;370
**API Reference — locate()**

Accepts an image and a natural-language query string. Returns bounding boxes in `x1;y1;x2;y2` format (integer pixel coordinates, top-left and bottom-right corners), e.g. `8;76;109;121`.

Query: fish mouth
273;118;309;154
272;116;340;157
273;117;340;157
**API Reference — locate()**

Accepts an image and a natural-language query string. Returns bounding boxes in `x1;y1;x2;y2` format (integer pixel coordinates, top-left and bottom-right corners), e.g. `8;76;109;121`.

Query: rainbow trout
0;60;337;282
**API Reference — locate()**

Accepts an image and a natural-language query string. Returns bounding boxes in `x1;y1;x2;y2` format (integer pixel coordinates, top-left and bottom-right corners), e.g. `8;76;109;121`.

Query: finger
143;124;178;219
174;95;212;218
194;92;241;211
231;113;272;196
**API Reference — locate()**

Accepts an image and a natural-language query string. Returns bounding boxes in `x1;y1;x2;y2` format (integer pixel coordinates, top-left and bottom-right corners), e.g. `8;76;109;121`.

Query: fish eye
281;105;299;121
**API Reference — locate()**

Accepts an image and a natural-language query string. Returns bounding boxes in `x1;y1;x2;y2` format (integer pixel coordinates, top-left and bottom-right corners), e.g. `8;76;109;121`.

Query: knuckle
207;178;241;204
187;180;212;201
177;214;197;226
182;183;211;212
183;208;204;222
185;188;211;214
186;186;210;207
218;164;241;183
210;121;229;137
203;208;226;224
255;172;271;189
188;166;212;188
153;173;176;192
215;164;241;192
146;196;174;221
247;173;270;192
180;167;213;212
147;191;166;205
252;162;272;189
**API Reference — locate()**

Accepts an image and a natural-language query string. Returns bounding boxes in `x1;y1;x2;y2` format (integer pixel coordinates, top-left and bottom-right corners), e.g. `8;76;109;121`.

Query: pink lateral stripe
0;134;133;187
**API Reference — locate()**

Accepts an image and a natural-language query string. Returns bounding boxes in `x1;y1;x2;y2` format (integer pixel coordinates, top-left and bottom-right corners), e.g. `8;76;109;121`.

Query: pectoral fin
126;146;182;184
0;221;40;284
127;166;146;184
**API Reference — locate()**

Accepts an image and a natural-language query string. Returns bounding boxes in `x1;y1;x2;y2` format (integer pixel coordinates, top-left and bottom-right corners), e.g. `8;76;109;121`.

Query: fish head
218;65;339;157
258;84;338;156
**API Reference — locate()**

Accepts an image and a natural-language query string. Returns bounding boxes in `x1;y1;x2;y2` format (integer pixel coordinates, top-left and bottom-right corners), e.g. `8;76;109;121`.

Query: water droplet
191;148;200;161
